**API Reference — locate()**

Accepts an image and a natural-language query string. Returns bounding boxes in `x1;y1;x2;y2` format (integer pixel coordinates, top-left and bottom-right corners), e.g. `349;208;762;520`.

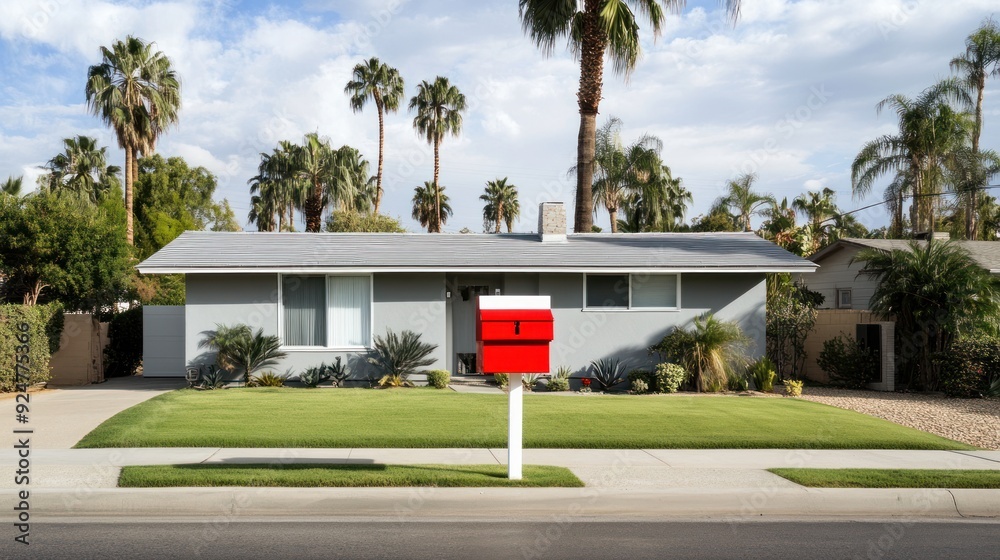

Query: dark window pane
586;274;629;308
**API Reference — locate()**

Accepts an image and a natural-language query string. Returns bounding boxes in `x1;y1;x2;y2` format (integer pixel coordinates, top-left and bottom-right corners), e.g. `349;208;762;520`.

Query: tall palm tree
412;181;453;233
480;177;521;233
1;176;23;197
409;76;466;232
715;172;775;232
519;0;741;233
86;35;180;245
852;80;974;235
950;18;1000;239
39;135;121;203
345;57;405;215
793;187;837;250
249;142;305;232
248;193;277;232
621;164;690;232
759;197;808;255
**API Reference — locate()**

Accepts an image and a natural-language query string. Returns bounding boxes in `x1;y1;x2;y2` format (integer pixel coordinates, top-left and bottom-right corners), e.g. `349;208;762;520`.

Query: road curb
4;487;997;520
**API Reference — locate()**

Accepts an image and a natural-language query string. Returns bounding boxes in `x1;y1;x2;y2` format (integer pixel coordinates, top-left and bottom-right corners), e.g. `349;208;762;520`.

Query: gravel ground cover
799;387;1000;450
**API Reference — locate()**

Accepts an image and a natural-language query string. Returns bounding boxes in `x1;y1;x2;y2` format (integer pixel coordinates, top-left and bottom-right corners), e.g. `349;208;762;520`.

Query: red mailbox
476;296;554;373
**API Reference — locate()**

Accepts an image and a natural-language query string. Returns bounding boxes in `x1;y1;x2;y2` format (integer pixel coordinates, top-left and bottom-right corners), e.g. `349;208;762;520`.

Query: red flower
582;378;591;387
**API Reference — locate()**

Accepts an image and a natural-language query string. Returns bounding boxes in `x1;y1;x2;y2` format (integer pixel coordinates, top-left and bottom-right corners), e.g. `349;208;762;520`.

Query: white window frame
277;273;374;351
582;273;682;312
837;288;852;309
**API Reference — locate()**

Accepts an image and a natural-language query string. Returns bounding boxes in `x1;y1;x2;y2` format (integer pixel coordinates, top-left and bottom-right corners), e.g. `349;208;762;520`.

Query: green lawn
118;464;582;488
75;388;976;450
769;468;1000;488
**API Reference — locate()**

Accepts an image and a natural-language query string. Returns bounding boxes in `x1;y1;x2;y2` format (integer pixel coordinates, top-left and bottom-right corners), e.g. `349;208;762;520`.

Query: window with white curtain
281;275;372;348
631;274;679;308
584;273;680;310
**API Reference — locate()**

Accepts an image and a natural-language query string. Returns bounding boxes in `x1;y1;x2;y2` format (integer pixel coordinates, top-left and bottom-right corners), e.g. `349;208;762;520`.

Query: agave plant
248;370;288;388
589;358;629;391
367;329;438;388
198;365;227;390
299;365;331;388
328;356;349;387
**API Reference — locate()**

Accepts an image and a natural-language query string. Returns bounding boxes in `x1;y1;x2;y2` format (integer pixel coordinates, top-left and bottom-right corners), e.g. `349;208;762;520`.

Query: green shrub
649;314;750;392
553;366;572;380
328;356;349;387
817;335;876;389
989;375;1000;398
492;373;509;389
631;378;649;394
547;377;569;392
426;369;451;389
750;357;777;393
784;379;804;397
227;328;287;385
248;371;287;387
368;329;438;388
654;363;687;393
934;336;1000;398
104;306;143;378
628;369;653;390
522;373;540;391
0;304;57;391
41;302;64;354
728;370;749;391
590;358;629;391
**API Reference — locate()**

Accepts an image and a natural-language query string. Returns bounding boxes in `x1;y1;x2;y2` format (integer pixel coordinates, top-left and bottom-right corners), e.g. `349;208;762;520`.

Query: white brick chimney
537;202;567;242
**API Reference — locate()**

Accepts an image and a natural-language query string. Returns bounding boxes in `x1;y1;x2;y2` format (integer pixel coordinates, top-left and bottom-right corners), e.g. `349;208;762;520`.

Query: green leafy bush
492;373;509;389
0;304;59;391
784;379;804;397
547;376;569;392
654;363;687;393
934;336;1000;398
628;369;653;389
248;371;287;387
368;329;438;388
750;357;777;393
631;379;649;394
989;375;1000;398
589;358;629;391
104;306;143;378
649;314;750;392
817;335;877;389
728;370;749;391
426;369;451;389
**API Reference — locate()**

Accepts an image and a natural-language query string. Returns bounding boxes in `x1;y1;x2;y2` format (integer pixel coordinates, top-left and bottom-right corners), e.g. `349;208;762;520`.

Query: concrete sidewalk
2;447;999;521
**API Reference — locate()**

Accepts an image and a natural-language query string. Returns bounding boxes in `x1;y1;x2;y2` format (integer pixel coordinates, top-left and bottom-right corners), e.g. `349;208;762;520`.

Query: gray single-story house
801;236;1000;310
137;202;816;379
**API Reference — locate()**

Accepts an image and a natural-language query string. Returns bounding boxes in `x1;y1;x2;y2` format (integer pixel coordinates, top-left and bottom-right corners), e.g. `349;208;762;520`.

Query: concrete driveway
1;376;184;449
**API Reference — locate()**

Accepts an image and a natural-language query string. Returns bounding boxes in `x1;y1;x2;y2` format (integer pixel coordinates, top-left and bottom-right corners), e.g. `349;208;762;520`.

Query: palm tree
715;172;775;232
854;239;1000;390
330;145;375;213
39;136;121;203
852;80;974;234
249;142;308;231
950;18;1000;238
760;197;809;255
86;35;180;245
793;188;837;250
293;133;340;232
345;57;405;215
480;177;521;233
583;117;665;233
519;0;741;233
621;164;691;232
412;181;453;233
409;77;466;232
1;176;23;197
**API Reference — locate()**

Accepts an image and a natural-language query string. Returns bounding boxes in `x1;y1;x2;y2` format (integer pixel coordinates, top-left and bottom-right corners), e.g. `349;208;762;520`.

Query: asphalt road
5;520;999;559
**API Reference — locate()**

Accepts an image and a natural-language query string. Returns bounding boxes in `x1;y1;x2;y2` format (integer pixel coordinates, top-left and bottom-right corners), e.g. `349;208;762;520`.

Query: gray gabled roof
136;231;817;274
809;238;1000;274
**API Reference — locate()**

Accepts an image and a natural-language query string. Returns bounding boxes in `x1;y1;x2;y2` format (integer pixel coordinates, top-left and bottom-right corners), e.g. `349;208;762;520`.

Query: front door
450;276;502;374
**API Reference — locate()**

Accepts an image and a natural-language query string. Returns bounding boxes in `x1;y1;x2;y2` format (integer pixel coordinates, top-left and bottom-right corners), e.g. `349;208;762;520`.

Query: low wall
801;309;878;384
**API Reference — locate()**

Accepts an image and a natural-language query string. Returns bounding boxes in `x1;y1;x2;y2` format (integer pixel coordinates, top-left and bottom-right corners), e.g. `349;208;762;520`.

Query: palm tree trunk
609;207;618;233
574;1;606;234
305;179;322;232
433;137;441;233
375;101;385;215
967;80;985;240
496;201;503;234
124;147;134;245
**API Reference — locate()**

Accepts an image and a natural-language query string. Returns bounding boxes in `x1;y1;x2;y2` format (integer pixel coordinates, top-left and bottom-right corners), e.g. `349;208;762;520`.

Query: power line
818;184;1000;226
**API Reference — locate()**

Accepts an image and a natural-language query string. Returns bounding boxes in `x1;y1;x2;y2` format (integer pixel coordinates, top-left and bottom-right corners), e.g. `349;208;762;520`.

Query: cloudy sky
0;0;998;233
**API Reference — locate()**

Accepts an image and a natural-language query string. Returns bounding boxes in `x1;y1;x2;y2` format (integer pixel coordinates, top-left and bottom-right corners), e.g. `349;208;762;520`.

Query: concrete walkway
0;376;185;449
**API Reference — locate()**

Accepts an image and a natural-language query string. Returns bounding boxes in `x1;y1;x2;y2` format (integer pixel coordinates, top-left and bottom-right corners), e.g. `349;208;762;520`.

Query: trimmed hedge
0;303;63;391
935;336;1000;398
104;306;143;378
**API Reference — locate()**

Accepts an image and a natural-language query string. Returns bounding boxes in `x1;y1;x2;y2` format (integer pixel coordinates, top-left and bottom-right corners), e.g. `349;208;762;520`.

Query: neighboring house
137;202;815;379
802;236;1000;310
